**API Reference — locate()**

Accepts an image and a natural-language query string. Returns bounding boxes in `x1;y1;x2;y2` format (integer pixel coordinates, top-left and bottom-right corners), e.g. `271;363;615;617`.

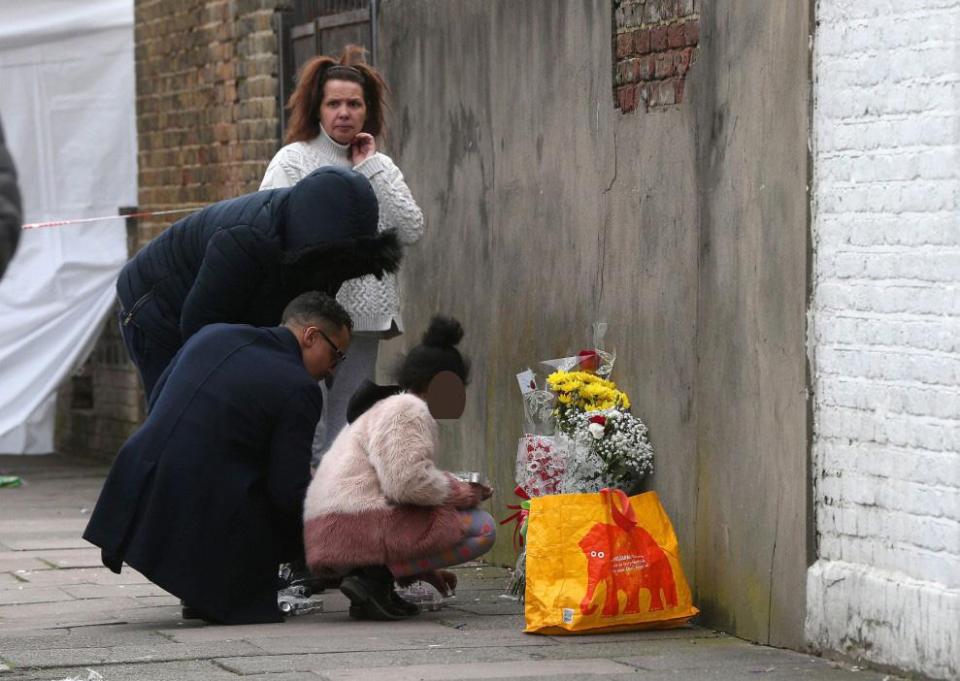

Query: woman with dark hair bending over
261;45;424;466
302;317;496;620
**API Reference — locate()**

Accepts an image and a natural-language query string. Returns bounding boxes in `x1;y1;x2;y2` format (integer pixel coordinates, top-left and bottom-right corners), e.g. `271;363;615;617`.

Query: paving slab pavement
0;455;902;681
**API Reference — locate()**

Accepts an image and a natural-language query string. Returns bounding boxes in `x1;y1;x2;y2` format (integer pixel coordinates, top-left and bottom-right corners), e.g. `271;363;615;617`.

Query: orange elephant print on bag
578;495;678;616
524;488;697;634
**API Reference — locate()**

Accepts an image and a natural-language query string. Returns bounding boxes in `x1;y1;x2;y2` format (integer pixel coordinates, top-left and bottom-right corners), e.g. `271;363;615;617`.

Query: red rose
577;349;599;371
589;414;606;426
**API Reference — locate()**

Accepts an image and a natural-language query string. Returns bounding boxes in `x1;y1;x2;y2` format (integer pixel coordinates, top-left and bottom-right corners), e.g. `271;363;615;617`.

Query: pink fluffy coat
303;393;479;572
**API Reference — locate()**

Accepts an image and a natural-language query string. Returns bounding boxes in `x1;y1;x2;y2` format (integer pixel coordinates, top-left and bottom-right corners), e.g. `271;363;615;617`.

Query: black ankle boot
340;565;414;621
388;589;421;616
180;601;218;623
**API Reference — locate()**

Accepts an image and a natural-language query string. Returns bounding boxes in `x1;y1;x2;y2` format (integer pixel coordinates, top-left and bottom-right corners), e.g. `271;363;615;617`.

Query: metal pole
274;7;293;146
369;0;378;67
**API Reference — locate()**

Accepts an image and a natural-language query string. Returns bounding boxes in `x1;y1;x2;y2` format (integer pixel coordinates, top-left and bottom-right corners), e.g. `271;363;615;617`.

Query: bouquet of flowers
548;370;653;494
505;327;655;598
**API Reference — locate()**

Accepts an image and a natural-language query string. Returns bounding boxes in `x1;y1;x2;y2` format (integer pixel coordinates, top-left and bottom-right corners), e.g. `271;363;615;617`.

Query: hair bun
421;316;463;348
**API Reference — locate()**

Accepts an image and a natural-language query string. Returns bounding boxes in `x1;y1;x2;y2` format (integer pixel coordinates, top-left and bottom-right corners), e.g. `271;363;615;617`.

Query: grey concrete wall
376;0;810;648
691;4;811;647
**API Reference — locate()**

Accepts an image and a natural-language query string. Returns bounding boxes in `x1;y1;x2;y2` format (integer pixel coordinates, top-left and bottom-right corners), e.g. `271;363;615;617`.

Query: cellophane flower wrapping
514;384;568;499
516;434;566;497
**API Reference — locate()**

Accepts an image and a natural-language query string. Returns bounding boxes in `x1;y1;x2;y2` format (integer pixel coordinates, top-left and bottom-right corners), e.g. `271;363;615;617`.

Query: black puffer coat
117;166;400;353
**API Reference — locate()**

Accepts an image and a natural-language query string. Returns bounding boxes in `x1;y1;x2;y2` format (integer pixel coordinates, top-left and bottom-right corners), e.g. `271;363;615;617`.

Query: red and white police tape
21;208;197;230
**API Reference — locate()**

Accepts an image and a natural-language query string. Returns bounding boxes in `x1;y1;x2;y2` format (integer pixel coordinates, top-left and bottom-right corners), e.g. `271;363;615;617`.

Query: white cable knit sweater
260;128;424;333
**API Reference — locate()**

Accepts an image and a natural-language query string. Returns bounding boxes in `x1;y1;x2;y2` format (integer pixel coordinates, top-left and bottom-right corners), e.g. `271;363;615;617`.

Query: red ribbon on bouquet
499;485;531;553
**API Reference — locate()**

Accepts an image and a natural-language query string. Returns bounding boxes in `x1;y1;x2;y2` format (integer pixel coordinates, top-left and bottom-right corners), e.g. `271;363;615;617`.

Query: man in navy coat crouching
84;291;351;624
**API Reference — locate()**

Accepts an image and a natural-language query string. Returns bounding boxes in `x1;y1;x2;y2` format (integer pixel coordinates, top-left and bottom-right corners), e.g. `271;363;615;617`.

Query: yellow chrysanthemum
547;369;633;415
575;371;602;386
579;384;605;399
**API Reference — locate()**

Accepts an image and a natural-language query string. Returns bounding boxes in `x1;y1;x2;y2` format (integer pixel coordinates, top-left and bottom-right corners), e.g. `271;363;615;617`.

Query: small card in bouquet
516;368;537;394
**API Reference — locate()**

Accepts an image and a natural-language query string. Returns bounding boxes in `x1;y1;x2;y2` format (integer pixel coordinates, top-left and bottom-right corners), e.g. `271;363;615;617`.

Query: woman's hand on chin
351;133;376;165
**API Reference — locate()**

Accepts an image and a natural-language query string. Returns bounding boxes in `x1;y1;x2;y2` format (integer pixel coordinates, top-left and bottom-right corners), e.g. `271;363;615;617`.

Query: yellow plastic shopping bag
524;488;698;634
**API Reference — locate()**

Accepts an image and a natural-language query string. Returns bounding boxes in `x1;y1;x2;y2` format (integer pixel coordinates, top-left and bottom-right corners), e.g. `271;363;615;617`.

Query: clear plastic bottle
394;581;445;611
277;585;323;616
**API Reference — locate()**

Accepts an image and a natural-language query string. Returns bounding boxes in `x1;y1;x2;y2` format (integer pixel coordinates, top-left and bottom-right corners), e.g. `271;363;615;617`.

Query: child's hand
472;482;494;501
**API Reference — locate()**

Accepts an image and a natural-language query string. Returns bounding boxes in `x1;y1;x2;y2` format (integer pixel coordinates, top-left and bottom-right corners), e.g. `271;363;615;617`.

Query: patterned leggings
388;509;497;578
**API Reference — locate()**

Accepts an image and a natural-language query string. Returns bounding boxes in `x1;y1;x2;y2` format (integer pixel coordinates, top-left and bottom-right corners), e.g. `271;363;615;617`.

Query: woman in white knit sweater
303;317;496;620
260;46;424;464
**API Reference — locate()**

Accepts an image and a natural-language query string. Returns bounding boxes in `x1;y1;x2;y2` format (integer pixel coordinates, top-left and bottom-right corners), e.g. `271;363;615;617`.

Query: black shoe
339;567;412;621
181;603;220;623
302;575;342;596
181;604;203;620
347;604;363;620
345;591;420;619
278;562;341;596
288;572;340;596
389;590;421;616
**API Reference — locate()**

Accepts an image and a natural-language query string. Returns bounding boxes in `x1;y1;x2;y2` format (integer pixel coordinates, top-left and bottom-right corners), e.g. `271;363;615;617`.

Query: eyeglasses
315;327;347;366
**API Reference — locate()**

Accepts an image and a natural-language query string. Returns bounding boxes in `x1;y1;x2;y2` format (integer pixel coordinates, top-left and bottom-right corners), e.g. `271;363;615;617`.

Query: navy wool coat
83;323;322;624
117;166;400;354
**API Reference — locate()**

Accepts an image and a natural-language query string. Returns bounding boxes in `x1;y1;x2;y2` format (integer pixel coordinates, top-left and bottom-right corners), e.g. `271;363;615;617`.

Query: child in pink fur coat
303;316;495;620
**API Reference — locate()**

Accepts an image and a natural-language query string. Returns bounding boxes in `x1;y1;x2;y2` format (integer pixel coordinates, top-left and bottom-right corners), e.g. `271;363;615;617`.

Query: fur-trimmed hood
280;229;402;294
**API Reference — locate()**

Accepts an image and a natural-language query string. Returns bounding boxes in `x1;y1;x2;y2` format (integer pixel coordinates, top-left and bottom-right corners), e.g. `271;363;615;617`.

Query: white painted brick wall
808;1;960;679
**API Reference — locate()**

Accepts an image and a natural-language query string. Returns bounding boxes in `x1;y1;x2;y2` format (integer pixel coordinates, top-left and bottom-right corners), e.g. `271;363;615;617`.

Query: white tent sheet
0;0;136;453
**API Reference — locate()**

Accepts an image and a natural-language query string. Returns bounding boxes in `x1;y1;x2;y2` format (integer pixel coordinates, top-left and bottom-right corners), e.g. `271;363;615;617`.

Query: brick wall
613;0;699;112
56;0;285;460
55;305;144;459
806;1;960;678
136;0;284;246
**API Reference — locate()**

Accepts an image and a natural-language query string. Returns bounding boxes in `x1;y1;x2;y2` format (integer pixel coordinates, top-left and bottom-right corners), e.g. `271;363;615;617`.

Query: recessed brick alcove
613;0;700;113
